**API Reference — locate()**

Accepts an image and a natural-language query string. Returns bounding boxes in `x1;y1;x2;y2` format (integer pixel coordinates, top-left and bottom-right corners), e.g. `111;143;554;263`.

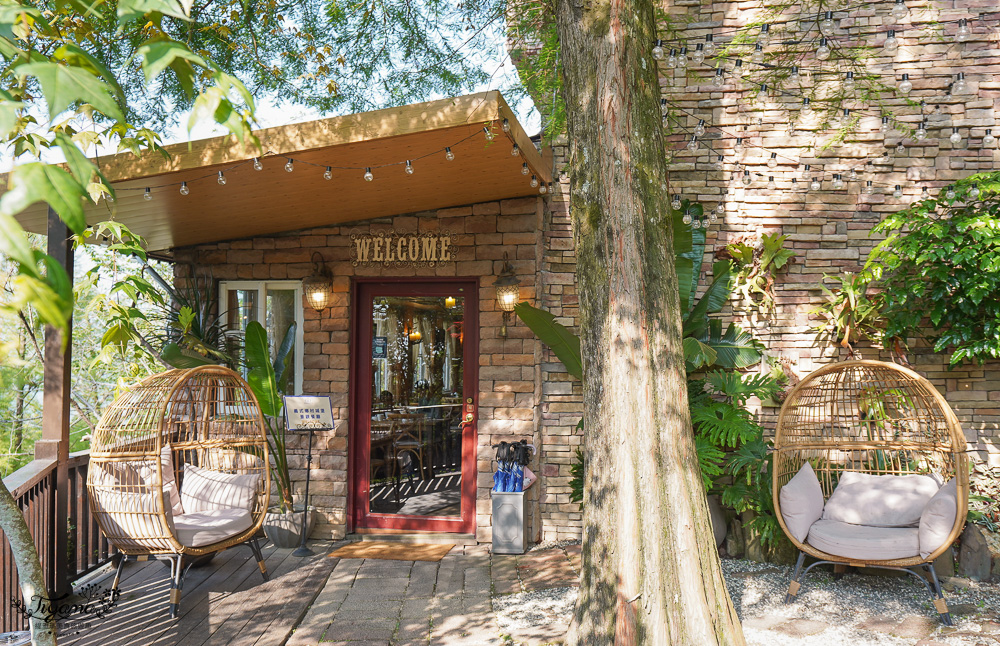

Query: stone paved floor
286;543;580;646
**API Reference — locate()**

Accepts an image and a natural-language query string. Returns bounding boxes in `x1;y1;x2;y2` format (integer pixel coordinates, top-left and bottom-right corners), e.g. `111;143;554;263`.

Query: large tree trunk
554;1;745;644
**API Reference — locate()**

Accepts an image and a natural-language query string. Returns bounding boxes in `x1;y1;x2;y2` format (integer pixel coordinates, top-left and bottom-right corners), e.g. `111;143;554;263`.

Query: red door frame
348;277;479;534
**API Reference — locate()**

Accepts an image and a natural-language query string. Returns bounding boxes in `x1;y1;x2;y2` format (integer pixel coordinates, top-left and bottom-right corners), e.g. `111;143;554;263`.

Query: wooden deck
61;540;338;646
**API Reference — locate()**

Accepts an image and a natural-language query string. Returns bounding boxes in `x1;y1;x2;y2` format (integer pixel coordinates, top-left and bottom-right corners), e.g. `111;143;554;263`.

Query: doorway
350;279;478;533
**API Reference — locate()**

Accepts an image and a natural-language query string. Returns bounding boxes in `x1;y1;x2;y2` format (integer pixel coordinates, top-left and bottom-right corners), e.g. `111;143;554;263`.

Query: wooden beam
36;207;72;596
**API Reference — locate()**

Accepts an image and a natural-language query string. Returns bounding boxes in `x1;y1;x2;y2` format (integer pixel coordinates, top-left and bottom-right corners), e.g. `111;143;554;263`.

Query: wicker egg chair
87;366;271;617
773;360;968;625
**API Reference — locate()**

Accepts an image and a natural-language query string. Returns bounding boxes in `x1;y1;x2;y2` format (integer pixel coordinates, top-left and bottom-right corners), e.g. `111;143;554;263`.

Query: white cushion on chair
919;478;958;559
173;509;253;547
779;461;825;543
822;472;941;527
181;464;259;513
807;519;920;561
137;444;184;517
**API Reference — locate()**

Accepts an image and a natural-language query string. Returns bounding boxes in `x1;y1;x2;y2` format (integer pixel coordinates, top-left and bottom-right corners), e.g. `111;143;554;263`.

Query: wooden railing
0;451;115;632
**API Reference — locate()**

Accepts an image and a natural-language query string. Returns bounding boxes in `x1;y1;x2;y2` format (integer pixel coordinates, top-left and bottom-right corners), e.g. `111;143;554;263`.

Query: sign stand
283;396;335;558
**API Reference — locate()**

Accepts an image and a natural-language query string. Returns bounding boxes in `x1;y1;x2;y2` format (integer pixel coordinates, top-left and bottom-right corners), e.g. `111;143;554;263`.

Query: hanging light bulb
694;119;706;137
652;39;665;60
820;11;835;34
405;160;414;175
665;48;677;68
921;186;930;199
801;97;812;115
284;158;294;172
809;177;822;191
253;157;263;171
323;166;333;180
880;116;892;134
671;194;682;209
832;174;845;190
949;127;962;144
843;71;856;93
840;108;852;128
790;65;801;84
956;18;971;42
801;164;812;178
898;73;912;95
530;175;539;188
716;202;725;215
143;187;152;201
864;180;875;195
984;129;996;146
884;29;898;53
767;176;777;190
483;126;494;141
759;24;771;46
893;185;903;198
713;68;725;87
848;168;858;181
946;186;956;200
952;72;968;94
881;147;893;163
742;170;753;186
539;183;547;194
915;122;928;140
511;144;520;156
892;0;908;20
735;137;744;151
682;210;693;225
686;137;699;152
767;152;778;168
692;43;705;65
733;59;745;77
970;183;981;199
896;142;906;155
709;154;724;171
502;118;511;133
677;47;688;67
703;34;716;56
445;147;455;161
816;37;832;60
521;162;530;175
217;171;226;185
752;43;765;64
179;181;189;196
364;167;374;181
691;218;701;230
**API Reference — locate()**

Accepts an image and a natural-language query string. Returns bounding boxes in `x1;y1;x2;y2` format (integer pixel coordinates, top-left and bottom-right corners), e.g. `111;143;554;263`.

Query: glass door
351;280;477;533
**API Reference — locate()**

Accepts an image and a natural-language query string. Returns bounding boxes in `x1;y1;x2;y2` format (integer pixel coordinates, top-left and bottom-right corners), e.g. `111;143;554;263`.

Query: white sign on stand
283;396;334;431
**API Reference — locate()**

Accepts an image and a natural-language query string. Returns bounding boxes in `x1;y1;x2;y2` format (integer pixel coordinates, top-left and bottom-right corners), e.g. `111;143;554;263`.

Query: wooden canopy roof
13;91;550;254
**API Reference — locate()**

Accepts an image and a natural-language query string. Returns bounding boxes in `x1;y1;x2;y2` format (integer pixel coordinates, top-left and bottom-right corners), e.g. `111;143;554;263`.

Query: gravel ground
724;558;1000;646
493;586;578;634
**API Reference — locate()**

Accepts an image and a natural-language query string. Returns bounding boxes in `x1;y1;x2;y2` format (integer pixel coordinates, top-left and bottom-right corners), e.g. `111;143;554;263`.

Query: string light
893;185;903;198
921;186;930;199
652;39;665;60
671;194;682;209
683;210;693;225
759;23;771;46
539;183;547;194
816;37;831;60
364;167;374;181
716;202;725;215
790;66;801;84
547;182;554;194
801;164;811;178
713;68;725;87
179;181;189;195
767;152;778;168
521;162;529;175
284;158;294;172
884;29;899;53
253;157;263;171
692;43;705;65
970;183;981;199
692;217;701;230
445;147;455;161
667;49;677;67
879;116;891;134
511;144;520;156
809;177;822;191
767;176;777;190
848;168;858;181
946;186;957;200
712;154;725;170
483;126;494;141
896;142;906;154
897;74;912;95
956;19;970;42
915;122;928;140
502;118;510;133
405;160;414;175
530;175;539;188
984;129;996;146
891;0;908;20
323;166;333;180
832;174;844;190
742;170;752;186
694;119;706;137
143;187;152;201
217;171;226;185
687;137;699;152
949;127;962;144
820;11;835;34
843;71;856;92
677;47;688;67
864;181;875;195
952;73;968;94
703;34;716;57
752;43;765;64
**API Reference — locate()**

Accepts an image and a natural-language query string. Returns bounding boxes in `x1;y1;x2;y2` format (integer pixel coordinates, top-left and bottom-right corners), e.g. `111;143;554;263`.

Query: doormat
328;541;455;562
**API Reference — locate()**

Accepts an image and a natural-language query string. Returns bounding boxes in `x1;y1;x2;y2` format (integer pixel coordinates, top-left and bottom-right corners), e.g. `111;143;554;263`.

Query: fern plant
728;233;796;318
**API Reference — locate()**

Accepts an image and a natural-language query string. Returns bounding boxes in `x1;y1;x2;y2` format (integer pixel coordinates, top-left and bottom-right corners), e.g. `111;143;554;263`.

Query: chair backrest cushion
181;464;260;513
918;478;958;559
822;471;941;527
779;461;825;542
136;444;184;517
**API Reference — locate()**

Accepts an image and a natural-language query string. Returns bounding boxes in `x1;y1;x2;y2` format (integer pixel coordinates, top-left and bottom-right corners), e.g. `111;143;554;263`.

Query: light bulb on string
864;181;875;195
511;144;520;156
800;97;812;116
521;162;529;175
881;148;893;163
896;142;906;155
712;155;725;171
735;137;744;151
691;218;701;230
686;137;699;152
660;98;668;117
666;49;677;68
809;177;822;191
791;178;799;190
820;11;835;34
984;129;996;146
801;164;812;178
946;186;956;200
143;187;152;201
733;59;745;77
671;194;682;209
530;175;539;188
405;160;414;175
179;182;189;196
364;167;374;181
752;43;765;64
970;183;981;199
767;176;777;190
915;122;928;140
880;116;891;134
848;168;858;181
893;185;903;198
897;73;912;95
692;44;705;65
445;147;455;161
921;186;930;199
539;183;547;194
502;118;510;133
742;170;753;186
956;19;971;42
323;166;333;180
253;157;263;171
284;158;294;172
767;152;778;168
483;126;494;141
547;182;554;194
952;73;968;95
716;202;725;215
789;66;801;84
682;210;693;225
217;171;226;185
816;37;831;60
652;39;665;60
843;72;856;93
759;23;771;46
884;29;898;53
713;68;725;87
694;119;706;137
949;127;962;145
832;174;845;190
703;34;716;56
891;0;908;20
677;47;688;67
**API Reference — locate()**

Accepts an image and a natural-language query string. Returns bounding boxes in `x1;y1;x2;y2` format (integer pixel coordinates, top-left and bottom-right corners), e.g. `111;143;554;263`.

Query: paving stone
323;617;397;641
948;603;980;615
981;621;1000;634
857;617;900;634
743;614;791;631
893;615;938;640
774;619;829;637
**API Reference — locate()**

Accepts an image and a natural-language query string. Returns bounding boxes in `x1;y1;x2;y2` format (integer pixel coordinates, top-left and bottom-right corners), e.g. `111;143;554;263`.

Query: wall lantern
444;296;457;308
303;252;333;311
408;328;423;344
493;251;521;338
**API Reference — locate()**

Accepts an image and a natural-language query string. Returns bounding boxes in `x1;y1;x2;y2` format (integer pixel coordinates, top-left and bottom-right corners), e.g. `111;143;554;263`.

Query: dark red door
349;279;478;533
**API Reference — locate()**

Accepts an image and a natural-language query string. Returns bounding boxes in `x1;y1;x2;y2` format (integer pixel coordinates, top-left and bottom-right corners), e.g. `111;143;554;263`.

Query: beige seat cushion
181;464;260;513
779;461;825;543
173;509;253;548
807;519;920;560
136;444;184;517
822;472;940;527
919;478;958;559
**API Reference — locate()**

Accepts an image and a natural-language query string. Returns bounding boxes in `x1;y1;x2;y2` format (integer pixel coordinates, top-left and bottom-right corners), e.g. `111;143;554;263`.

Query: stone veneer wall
656;0;999;467
172;194;586;542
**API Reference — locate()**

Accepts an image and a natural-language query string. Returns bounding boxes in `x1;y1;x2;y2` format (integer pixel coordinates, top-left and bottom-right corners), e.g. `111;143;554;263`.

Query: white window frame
219;280;306;395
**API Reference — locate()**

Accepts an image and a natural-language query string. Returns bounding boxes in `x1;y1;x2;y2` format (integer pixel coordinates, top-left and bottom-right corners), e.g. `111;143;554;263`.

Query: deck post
36;206;73;597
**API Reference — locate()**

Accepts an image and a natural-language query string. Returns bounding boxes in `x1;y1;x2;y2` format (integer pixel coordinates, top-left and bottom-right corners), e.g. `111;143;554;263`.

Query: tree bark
554;1;745;643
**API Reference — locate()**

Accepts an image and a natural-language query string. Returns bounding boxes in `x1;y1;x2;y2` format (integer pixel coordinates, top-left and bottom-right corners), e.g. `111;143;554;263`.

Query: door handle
460;413;475;429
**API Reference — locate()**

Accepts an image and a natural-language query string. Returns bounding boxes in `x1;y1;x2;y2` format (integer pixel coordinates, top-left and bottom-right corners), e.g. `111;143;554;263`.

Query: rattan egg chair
773;360;968;625
88;366;271;618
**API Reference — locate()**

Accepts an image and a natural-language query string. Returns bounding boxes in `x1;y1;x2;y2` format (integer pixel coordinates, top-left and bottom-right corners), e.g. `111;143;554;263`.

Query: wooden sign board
284;396;334;431
351;230;454;268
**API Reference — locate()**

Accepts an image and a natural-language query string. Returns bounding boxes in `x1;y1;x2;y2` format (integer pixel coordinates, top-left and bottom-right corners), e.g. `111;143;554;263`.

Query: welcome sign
284;396;334;431
351;230;454;268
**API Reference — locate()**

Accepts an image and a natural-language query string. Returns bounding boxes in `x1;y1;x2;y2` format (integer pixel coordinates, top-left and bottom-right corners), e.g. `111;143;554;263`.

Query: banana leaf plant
244;320;297;512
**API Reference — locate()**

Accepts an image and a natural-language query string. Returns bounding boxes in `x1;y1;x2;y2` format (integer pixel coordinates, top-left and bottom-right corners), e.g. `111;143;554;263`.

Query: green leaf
117;0;189;23
0;162;87;232
707;322;762;369
514;302;582;380
245;321;282;418
683;336;717;370
135;37;207;90
53;43;125;109
672;201;706;314
0;213;40;275
683;260;733;336
273;322;296;385
161;342;217;369
16;61;124;122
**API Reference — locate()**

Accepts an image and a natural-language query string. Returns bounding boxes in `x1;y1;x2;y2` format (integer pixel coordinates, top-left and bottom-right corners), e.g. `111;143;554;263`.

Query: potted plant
244;320;314;548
